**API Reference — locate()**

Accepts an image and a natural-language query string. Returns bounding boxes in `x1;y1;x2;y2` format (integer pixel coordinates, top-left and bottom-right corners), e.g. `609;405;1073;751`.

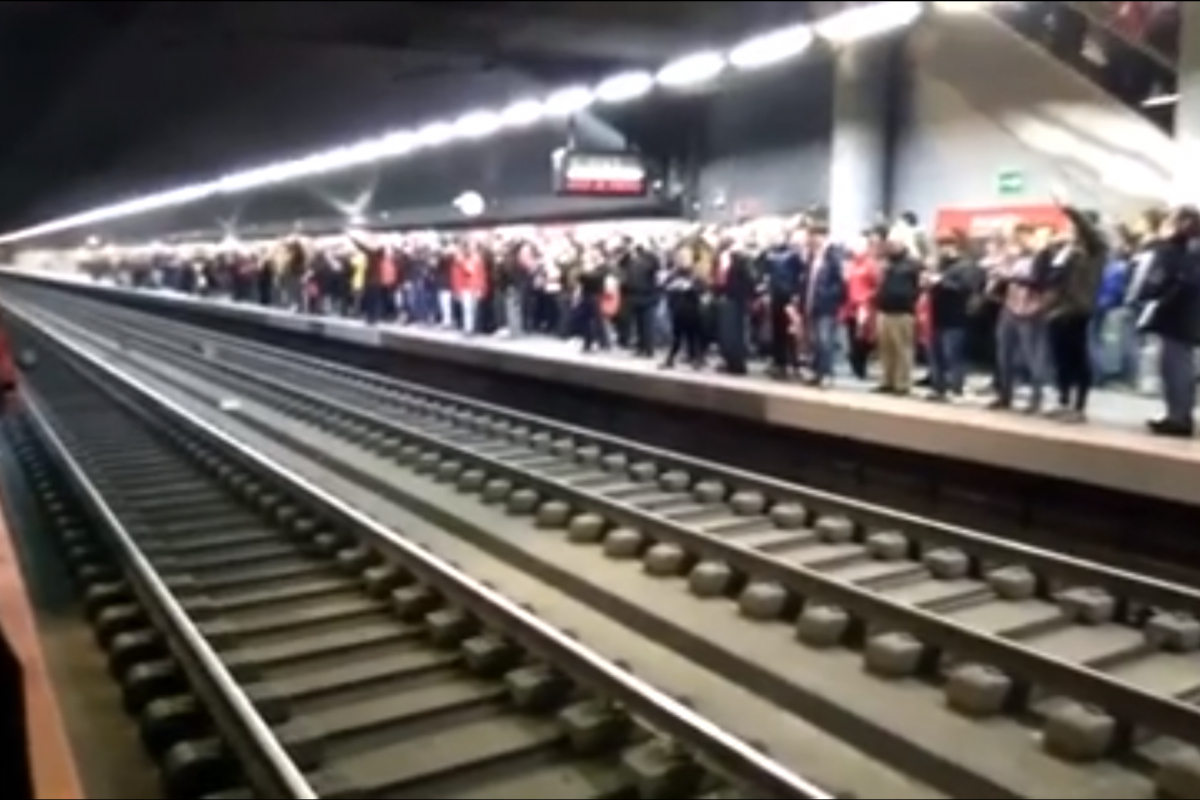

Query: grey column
828;40;892;240
1176;3;1200;201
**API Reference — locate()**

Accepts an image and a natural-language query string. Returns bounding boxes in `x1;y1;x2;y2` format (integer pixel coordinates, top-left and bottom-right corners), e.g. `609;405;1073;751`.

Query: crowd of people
79;199;1200;439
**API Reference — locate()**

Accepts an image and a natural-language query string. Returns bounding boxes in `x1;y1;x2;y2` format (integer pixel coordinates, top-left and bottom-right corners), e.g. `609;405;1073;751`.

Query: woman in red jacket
842;230;882;380
450;243;489;335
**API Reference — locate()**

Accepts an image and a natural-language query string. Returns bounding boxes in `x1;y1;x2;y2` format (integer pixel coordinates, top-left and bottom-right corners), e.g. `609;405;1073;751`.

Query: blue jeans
1090;307;1141;384
807;314;840;379
996;311;1048;407
577;296;608;351
403;279;437;323
654;298;672;347
929;326;966;395
1117;306;1143;385
1159;337;1196;425
504;288;524;336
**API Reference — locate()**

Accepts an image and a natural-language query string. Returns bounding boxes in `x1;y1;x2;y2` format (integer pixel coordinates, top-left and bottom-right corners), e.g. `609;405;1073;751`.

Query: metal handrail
9;288;835;799
21;384;319;799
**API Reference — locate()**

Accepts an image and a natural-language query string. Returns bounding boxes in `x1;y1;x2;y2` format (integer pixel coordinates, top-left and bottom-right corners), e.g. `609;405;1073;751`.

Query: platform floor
283;313;1200;505
439;329;1165;431
379;321;1185;448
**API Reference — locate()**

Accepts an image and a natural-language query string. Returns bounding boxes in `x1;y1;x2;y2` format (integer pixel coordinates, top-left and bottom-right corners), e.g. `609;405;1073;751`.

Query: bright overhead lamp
414;121;456;147
216;168;273;195
594;70;655;103
729;24;814;70
499;98;545;127
931;1;996;12
543;86;594;116
374;131;418;157
454;110;502;139
453;190;487;218
0;3;933;246
656;51;725;88
816;1;922;43
1143;92;1179;108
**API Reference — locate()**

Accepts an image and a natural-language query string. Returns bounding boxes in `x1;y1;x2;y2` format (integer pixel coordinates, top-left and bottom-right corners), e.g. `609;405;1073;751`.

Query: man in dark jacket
1139;206;1200;436
757;234;803;377
496;240;531;337
801;222;846;387
625;243;660;357
715;238;758;375
874;231;923;394
926;231;982;400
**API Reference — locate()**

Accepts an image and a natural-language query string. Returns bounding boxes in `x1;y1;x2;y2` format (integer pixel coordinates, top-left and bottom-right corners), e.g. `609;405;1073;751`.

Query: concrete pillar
828;40;895;239
1175;3;1200;201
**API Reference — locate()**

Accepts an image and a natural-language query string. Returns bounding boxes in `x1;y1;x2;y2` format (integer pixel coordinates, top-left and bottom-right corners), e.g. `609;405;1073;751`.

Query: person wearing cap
1135;205;1200;437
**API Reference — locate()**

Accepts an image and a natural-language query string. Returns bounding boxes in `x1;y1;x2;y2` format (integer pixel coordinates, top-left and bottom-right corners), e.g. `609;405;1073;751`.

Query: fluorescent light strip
0;1;932;245
1142;92;1179;109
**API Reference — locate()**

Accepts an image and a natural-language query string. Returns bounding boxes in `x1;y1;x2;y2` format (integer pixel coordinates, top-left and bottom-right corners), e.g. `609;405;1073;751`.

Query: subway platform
9;270;1198;510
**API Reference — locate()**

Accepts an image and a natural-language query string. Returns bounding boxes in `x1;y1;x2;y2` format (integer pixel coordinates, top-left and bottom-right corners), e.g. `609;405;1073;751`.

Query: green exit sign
996;170;1025;197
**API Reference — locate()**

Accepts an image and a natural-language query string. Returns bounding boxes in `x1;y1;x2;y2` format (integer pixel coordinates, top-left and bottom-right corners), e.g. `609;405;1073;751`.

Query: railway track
14;311;823;798
11;290;1200;798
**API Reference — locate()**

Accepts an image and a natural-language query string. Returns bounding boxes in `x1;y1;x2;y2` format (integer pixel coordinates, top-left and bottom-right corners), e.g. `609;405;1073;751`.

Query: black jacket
718;249;759;304
664;267;704;315
1139;234;1200;345
930;257;983;329
625;249;660;301
577;267;607;298
876;254;923;314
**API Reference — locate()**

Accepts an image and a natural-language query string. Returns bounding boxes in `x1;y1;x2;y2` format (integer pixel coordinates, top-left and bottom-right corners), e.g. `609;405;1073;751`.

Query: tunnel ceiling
0;0;823;231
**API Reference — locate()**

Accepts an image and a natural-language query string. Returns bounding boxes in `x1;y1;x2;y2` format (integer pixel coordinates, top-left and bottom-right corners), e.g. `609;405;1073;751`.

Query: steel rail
21;382;320;799
62;303;1200;749
50;293;1200;620
8;286;835;800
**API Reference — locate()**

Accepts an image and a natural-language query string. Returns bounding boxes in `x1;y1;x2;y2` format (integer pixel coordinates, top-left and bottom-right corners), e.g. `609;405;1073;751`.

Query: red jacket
842;254;879;321
451;254;488;295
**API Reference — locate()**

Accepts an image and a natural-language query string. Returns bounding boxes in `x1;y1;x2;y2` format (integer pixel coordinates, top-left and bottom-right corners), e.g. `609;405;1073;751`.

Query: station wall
695;58;835;221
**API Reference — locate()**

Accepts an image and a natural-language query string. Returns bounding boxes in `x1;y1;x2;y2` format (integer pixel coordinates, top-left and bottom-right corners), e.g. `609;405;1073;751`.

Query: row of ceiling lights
0;1;991;246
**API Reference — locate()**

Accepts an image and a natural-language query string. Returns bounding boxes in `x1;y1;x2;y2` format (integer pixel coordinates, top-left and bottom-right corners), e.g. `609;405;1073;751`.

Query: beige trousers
877;313;915;392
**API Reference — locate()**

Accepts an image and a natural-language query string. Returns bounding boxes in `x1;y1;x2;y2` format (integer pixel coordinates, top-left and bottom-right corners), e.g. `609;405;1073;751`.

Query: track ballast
15;313;818;799
10;287;1200;799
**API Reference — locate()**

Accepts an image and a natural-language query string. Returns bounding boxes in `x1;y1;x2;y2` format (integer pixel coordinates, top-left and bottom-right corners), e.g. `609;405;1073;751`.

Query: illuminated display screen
553;150;649;197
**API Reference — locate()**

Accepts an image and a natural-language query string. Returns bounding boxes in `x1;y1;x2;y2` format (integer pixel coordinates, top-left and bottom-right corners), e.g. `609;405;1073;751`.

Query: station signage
552;150;649;198
935;204;1068;237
